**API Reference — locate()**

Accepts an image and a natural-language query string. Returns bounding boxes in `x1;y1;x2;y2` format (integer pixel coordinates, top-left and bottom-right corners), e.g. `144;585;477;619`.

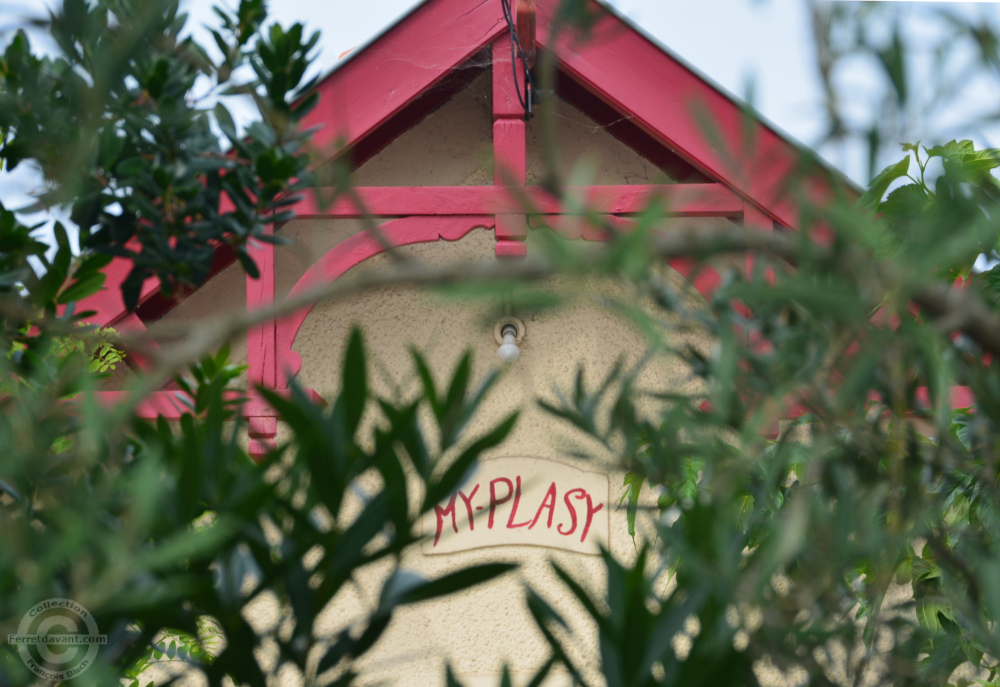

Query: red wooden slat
246;227;276;388
494;121;527;186
496;240;528;259
292;184;742;218
493;36;529;257
494;34;526;120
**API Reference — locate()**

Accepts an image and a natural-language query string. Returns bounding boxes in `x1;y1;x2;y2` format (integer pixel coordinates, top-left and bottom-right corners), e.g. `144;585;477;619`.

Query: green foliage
122;617;225;686
523;138;1000;686
858;140;1000;280
0;4;526;685
0;0;319;309
811;4;1000;181
3;2;1000;687
0;329;517;686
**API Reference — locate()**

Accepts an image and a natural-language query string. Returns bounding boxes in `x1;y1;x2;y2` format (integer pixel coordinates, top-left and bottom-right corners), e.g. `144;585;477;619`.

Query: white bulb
497;332;520;362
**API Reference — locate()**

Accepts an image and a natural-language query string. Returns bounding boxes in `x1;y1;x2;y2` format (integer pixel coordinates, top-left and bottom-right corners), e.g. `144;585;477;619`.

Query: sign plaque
422;457;610;555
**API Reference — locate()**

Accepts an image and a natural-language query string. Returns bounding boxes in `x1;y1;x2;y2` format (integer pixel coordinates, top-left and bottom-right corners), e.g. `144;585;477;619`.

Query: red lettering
457;484;480;530
578;491;604;543
529;482;558;529
433;495;458;546
507;476;533;528
558;488;581;536
488;477;514;529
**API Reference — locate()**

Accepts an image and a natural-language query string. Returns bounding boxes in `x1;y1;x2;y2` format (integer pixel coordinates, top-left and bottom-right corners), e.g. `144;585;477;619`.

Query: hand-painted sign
422;457;609;555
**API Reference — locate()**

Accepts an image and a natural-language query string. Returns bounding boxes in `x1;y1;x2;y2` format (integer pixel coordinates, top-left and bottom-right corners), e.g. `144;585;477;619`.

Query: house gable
82;0;849;434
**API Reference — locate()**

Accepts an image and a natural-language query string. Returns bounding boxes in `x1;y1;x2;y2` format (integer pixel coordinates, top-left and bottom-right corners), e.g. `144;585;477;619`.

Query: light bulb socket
493;317;525;345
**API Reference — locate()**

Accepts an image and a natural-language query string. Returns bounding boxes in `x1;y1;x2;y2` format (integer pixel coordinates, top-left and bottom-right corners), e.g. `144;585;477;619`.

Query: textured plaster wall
525;98;670;186
282;227;712;686
135;76;731;686
351;71;494;188
144;261;249;367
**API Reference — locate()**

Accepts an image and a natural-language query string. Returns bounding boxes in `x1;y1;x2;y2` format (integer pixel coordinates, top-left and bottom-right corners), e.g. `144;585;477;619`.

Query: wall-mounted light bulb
498;325;520;363
494;318;525;364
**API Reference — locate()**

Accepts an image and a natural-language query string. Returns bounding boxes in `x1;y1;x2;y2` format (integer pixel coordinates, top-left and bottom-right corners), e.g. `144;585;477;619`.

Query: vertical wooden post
493;36;528;259
246;227;278;460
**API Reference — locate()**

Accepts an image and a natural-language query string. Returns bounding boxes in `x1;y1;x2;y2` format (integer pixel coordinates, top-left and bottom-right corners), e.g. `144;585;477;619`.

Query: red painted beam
493;35;529;258
246;228;276;389
292;184;742;219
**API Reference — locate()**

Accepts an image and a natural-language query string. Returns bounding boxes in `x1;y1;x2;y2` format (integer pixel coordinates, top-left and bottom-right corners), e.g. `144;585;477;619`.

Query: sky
1;0;1000;240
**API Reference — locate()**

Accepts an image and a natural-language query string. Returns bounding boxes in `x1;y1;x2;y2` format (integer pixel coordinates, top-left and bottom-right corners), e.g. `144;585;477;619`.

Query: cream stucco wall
136;79;729;686
282;226;710;686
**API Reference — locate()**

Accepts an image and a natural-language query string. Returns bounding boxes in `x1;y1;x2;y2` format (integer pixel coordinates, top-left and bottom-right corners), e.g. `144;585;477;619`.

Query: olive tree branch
104;223;1000;416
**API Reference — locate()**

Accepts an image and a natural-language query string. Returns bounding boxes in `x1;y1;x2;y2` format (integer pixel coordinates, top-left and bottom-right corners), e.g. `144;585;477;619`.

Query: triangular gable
302;0;849;224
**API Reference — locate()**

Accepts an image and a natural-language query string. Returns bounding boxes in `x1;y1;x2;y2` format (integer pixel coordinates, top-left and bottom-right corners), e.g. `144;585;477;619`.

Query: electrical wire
499;0;536;121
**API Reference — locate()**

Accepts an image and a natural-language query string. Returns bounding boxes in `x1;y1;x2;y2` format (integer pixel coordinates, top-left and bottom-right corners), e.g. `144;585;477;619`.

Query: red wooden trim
292;184;742;218
535;0;842;230
496;214;528;240
494;120;527;187
493;36;529;258
246;228;277;389
515;0;537;68
245;225;278;457
275;216;493;383
496;240;528;258
248;416;277;461
302;0;505;157
494;35;526;121
76;252;161;328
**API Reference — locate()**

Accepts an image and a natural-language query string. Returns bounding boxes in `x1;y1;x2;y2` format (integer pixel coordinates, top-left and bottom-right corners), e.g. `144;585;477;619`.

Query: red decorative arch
275;215;494;384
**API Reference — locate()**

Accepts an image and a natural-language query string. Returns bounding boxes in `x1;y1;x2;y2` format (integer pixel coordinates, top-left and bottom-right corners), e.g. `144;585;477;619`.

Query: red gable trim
302;0;506;157
535;0;847;229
